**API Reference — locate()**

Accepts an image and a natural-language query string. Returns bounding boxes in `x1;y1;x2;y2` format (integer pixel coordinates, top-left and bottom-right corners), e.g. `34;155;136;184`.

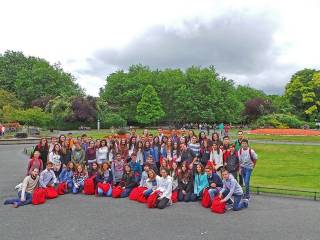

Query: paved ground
0;145;319;240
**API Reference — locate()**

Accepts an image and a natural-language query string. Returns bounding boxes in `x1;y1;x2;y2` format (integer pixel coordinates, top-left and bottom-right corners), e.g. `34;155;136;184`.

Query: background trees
1;50;318;130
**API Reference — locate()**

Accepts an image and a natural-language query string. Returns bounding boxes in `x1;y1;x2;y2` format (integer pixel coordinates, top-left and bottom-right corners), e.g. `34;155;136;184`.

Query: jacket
193;173;209;196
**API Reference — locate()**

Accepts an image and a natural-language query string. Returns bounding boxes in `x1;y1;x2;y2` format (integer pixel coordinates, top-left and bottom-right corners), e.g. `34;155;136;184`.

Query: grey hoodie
221;174;243;201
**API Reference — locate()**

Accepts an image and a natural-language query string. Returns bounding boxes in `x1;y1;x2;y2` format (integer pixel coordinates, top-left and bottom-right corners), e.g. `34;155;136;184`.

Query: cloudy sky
1;0;319;95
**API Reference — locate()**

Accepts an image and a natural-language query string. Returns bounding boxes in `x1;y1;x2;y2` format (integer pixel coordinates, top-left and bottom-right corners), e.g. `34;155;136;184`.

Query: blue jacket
129;161;142;176
143;148;155;163
152;145;160;163
207;172;223;188
59;168;73;183
194;173;209;196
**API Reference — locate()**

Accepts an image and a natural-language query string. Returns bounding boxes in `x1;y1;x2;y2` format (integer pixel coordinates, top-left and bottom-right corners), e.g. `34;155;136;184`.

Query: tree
0;88;22;109
243;97;273;121
285;68;320;121
0;51;84;106
136;85;165;125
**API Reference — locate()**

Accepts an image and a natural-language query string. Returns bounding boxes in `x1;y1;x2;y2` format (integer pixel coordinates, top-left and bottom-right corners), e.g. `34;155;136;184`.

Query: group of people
4;128;258;212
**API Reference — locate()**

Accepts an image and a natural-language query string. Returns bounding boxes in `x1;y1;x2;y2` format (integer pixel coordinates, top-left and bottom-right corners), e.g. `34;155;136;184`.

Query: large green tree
285;68;320;120
0;50;84;106
136;85;165;125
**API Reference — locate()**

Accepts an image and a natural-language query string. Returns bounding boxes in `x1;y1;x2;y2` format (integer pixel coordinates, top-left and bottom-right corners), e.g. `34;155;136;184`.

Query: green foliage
100;112;127;128
99;65;254;125
0;50;84;107
0;88;22;109
136;85;165;125
2;106;53;127
285;68;320;121
255;114;306;129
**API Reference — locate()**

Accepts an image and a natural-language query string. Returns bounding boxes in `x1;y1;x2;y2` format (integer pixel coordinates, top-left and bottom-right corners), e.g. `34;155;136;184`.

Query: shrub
101;113;127;128
255;114;306;129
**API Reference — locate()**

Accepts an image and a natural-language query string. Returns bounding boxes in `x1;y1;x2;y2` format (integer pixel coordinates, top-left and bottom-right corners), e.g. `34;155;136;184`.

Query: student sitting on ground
191;163;209;201
39;162;58;188
219;168;248;211
205;166;223;200
59;161;75;192
119;164;138;198
4;168;40;208
155;169;173;209
72;164;88;194
96;162;113;197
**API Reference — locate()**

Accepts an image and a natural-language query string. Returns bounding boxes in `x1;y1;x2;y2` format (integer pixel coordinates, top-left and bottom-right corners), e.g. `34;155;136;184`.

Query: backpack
57;182;67;195
32;188;46;205
211;196;226;214
84;177;95;195
201;188;211;208
112;186;124;198
45;186;58;199
239;148;254;161
97;182;111;193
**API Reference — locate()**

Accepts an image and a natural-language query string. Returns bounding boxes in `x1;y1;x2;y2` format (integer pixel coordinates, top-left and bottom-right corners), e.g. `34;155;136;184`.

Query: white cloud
0;0;319;95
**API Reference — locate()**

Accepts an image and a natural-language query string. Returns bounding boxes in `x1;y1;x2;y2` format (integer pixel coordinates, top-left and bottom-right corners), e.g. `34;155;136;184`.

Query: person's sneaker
168;199;173;206
12;202;19;208
226;204;233;211
242;199;249;208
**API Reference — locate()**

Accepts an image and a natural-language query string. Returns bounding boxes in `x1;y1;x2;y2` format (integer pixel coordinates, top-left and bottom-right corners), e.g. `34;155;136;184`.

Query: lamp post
97;118;100;131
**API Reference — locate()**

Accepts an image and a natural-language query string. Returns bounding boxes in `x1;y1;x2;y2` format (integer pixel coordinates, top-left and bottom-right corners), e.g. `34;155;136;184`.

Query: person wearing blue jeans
219;168;248;211
4;191;32;207
97;187;112;197
241;167;253;199
4;168;39;208
119;164;138;198
72;182;84;194
238;139;258;200
205;166;223;200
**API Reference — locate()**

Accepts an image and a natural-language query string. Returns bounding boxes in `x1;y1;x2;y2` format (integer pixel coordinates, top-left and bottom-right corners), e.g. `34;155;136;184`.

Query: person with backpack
238;139;258;200
96;162;113;197
219;168;248;211
154;168;173;209
191;164;209;201
72;164;88;194
4;168;39;208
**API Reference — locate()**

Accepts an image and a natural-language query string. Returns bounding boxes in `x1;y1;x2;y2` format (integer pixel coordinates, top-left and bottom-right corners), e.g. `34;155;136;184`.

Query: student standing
238;139;258;200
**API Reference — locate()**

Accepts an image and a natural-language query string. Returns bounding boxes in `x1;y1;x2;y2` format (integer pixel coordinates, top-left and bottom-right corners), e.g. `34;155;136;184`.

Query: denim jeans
178;190;192;202
208;188;219;200
120;188;132;198
241;167;253;199
143;189;153;197
4;191;32;207
72;182;84;194
233;194;247;211
97;186;112;197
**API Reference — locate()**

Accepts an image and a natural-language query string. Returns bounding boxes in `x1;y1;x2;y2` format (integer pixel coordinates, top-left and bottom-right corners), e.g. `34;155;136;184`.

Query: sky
1;0;319;96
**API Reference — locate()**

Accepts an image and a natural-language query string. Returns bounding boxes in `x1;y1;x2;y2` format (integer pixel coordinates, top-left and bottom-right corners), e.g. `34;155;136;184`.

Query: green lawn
251;143;320;192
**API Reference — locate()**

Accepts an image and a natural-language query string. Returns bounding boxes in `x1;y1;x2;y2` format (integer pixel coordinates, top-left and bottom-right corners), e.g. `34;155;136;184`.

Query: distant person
238;139;258;200
4;168;39;208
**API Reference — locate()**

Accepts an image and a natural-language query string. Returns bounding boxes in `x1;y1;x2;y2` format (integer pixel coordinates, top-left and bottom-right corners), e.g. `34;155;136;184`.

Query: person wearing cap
39;162;58;188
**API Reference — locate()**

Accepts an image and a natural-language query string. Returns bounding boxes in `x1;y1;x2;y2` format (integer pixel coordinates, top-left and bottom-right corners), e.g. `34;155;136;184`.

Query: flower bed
248;128;320;136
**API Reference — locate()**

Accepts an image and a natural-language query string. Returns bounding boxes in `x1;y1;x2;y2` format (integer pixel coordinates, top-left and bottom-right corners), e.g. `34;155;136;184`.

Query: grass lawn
251;143;320;193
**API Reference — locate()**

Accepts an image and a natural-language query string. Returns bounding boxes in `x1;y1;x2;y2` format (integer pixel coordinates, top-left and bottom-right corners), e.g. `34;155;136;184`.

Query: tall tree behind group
0;50;84;106
99;65;261;125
